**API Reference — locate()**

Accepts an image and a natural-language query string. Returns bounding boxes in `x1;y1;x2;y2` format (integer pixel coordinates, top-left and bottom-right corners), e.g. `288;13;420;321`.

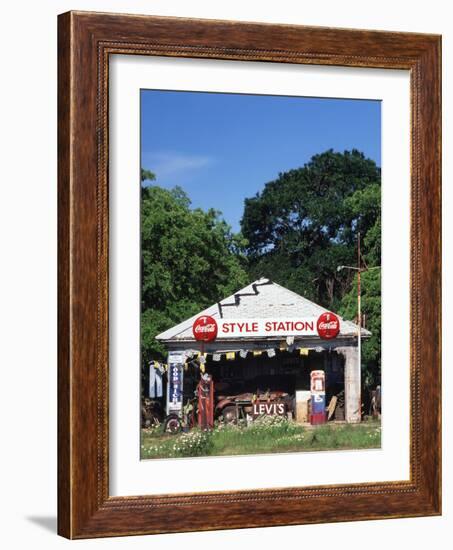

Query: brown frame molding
58;11;441;539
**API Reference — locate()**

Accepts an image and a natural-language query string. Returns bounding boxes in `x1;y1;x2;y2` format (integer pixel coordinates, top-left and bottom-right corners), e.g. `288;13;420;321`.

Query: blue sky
141;90;381;232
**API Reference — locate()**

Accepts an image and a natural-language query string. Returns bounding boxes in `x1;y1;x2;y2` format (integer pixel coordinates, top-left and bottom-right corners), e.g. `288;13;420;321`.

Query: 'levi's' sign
252;402;286;416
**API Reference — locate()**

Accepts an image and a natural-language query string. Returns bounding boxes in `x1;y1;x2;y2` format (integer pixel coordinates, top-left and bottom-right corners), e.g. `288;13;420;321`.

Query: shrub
247;414;299;437
168;429;213;458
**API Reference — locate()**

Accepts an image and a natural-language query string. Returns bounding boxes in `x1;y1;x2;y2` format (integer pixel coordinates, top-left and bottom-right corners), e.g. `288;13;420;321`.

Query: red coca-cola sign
316;312;340;340
192;315;218;342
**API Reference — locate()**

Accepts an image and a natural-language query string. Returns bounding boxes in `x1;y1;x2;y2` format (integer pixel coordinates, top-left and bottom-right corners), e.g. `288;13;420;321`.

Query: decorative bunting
253;350;262;357
286;336;295;345
199;354;206;364
200;363;206;373
212;353;221;362
226;351;235;361
299;348;309;356
267;348;276;358
239;349;248;359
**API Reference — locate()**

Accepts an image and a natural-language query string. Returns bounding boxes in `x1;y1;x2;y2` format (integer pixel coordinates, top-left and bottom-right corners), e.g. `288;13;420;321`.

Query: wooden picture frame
58;11;441;539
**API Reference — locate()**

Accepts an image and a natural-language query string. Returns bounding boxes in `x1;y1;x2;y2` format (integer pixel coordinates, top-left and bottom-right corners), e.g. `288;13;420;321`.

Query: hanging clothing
149;362;156;398
149;361;164;398
155;365;163;398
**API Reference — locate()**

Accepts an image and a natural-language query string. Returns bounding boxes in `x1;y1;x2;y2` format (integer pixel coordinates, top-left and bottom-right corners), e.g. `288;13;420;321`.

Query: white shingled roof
156;278;370;342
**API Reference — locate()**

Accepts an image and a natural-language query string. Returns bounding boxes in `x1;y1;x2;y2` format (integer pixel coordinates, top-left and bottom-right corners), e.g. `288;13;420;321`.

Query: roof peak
155;278;369;342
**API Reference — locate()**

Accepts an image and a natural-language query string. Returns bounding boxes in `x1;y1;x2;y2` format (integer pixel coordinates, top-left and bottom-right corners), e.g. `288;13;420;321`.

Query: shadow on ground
26;516;57;534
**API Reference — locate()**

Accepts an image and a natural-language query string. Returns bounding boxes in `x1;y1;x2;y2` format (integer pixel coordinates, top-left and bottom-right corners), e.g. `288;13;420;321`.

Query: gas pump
310;370;326;425
197;373;214;430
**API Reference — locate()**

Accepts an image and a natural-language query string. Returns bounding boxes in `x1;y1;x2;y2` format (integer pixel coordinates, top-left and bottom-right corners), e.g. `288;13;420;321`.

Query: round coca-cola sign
192;315;218;342
316;312;340;340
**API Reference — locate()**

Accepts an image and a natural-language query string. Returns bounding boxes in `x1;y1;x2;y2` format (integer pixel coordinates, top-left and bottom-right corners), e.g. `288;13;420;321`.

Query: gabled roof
156;278;370;342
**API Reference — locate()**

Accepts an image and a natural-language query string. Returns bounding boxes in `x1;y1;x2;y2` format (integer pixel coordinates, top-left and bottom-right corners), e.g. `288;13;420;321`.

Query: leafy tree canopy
241;149;381;311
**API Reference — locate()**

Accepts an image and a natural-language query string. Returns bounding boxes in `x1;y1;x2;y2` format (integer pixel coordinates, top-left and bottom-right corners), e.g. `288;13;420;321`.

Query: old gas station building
156;278;370;424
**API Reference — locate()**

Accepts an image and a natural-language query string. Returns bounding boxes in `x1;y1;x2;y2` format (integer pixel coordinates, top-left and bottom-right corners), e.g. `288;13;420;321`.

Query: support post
336;346;361;423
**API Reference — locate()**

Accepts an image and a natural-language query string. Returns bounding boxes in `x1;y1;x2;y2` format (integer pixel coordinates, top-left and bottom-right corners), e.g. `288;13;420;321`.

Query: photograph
139;89;382;460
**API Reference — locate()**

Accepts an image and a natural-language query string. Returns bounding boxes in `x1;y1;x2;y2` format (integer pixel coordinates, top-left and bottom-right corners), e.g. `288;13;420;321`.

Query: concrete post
336;346;361;423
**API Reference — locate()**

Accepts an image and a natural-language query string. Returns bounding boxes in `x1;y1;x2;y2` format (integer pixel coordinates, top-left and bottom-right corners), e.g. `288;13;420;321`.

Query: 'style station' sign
192;313;341;340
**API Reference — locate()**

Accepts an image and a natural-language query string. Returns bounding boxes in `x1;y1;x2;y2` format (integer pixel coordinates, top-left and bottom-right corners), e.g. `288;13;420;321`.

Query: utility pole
337;233;381;422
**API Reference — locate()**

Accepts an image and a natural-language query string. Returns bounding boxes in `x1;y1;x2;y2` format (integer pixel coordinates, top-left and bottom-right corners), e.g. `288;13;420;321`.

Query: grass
141;416;381;460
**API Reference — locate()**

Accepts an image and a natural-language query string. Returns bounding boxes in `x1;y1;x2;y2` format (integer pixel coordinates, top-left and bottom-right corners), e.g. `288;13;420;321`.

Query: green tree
241;149;381;310
141;183;249;362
